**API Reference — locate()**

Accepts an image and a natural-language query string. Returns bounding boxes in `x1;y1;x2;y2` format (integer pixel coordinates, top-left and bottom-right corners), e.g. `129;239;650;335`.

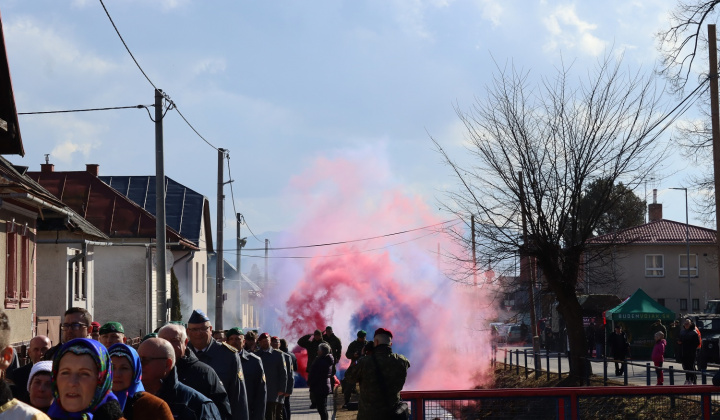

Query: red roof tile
588;219;716;245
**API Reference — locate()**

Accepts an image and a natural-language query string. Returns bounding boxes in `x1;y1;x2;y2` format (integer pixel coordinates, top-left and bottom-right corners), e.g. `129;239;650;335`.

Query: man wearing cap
227;328;266;420
158;323;233;420
297;330;327;373
255;333;286;420
90;322;101;341
186;309;250;420
341;330;367;408
351;328;410;420
98;322;126;348
323;326;342;368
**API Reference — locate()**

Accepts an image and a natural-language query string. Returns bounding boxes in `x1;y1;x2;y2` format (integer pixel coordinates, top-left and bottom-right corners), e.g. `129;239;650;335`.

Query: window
693;299;700;311
658;298;666;307
6;221;32;309
679;254;699;278
68;249;84;301
680;299;688;311
645;255;664;277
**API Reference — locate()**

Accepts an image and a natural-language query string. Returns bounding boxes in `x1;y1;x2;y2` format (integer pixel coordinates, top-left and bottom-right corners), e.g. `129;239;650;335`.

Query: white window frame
679;254;699;278
645;254;664;277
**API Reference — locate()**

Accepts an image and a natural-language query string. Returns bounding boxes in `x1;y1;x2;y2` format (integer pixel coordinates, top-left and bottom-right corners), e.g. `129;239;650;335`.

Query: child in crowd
652;331;666;385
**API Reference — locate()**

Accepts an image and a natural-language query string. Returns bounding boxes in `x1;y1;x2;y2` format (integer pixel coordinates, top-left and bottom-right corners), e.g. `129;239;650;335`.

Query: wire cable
240;219;460;251
19;105;149;115
172;105;219;151
226;153;238;217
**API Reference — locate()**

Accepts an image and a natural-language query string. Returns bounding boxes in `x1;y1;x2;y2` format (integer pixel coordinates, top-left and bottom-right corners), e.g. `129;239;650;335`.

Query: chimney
40;163;54;174
648;188;662;222
86;164;99;177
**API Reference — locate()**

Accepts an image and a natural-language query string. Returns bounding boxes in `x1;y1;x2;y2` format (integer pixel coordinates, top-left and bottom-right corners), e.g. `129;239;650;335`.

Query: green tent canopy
604;288;675;322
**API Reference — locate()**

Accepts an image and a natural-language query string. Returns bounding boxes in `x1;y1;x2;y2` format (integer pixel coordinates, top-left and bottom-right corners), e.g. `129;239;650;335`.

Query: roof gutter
0;192;71;218
35;239;185;247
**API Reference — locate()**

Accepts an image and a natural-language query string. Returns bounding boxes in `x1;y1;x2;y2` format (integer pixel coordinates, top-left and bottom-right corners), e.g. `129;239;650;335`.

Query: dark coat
608;331;629;360
297;335;328;372
279;351;294;395
123;391;173;420
8;361;32;403
352;344;410;420
307;354;334;396
156;367;221;420
680;328;700;363
238;349;266;420
190;340;250;420
323;333;342;364
177;349;232;420
254;348;287;404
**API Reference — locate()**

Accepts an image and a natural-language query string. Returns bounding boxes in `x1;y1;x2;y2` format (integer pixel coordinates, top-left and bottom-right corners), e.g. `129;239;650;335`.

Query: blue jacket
156;366;222;420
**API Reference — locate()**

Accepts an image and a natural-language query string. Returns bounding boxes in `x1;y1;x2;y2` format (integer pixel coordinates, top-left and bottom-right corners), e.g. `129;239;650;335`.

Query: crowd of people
0;307;411;420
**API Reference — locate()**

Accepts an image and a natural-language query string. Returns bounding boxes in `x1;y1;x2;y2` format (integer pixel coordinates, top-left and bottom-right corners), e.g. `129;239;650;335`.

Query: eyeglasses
140;357;167;365
61;323;88;331
187;326;211;333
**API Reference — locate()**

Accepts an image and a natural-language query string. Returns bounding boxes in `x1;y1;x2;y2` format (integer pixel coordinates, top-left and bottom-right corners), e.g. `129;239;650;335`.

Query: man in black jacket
8;335;51;403
227;328;266;420
139;337;221;420
158;323;232;419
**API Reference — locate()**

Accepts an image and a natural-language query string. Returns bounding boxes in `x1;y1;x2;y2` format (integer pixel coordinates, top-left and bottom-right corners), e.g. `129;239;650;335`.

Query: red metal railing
401;385;720;419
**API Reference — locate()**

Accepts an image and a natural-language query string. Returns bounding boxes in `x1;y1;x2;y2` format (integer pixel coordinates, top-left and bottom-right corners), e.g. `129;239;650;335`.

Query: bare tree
434;57;669;383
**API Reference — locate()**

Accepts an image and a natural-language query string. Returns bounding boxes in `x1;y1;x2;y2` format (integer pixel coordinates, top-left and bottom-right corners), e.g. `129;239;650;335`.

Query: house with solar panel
27;164;202;337
99;174;213;323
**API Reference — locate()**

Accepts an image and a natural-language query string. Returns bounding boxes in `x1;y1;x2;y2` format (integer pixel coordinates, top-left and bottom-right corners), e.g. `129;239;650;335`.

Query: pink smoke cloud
269;145;496;390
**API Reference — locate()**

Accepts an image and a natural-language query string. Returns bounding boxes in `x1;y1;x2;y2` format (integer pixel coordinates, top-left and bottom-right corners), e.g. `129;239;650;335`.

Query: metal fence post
558;352;562;378
669;366;674;385
603;354;608;386
585;358;590;386
535;351;540;379
646;363;651;386
516;350;519;375
623;360;628;386
509;349;512;371
524;349;528;378
702;370;707;385
546;351;550;381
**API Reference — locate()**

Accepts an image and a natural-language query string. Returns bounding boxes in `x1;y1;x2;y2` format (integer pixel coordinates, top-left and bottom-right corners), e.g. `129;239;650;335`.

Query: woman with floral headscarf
48;338;124;420
108;344;171;420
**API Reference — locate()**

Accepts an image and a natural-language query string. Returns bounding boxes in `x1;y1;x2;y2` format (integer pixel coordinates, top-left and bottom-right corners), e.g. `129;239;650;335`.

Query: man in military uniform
228;328;267;420
270;336;294;420
255;333;287;420
342;330;367;408
349;328;410;420
186;309;250;420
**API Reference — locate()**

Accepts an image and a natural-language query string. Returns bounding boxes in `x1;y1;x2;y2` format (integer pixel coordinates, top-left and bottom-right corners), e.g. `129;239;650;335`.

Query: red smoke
272;145;495;390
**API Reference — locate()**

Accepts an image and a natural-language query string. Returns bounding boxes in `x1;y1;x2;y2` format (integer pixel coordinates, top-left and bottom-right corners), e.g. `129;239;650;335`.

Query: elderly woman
108;343;172;419
48;338;124;420
307;342;333;420
28;361;53;412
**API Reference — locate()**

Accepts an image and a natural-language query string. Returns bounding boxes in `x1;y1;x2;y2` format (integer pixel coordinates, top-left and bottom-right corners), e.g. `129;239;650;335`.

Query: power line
240;219;460;251
18;105;149;115
98;0;220;151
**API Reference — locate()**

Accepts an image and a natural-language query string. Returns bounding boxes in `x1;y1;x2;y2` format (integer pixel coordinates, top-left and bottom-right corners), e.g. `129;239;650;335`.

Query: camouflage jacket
353;344;410;420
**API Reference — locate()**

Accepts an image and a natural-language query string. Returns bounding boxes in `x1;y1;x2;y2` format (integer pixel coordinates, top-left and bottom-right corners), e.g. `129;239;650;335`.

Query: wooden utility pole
216;148;226;329
709;24;720;289
471;214;477;286
518;172;541;364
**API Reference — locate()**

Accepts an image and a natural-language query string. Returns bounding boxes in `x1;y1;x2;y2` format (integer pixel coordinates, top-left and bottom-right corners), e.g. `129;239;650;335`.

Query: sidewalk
290;387;358;420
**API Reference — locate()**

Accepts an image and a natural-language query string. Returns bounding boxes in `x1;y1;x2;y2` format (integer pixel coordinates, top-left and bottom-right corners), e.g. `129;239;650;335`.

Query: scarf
48;338;118;419
107;343;145;411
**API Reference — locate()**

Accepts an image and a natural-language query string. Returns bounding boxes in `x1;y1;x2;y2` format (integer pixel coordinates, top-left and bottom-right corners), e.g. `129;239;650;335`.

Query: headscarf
48;338;118;419
108;343;145;411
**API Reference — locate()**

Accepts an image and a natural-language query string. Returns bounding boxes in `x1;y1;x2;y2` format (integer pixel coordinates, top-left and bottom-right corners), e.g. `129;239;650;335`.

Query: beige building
585;199;718;315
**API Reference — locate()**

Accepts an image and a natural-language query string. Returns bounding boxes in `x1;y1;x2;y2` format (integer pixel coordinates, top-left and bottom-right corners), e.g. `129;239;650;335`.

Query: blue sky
1;0;706;252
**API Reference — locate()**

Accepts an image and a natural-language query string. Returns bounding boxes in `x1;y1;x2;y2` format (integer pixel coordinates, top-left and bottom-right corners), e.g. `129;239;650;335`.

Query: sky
0;0;708;249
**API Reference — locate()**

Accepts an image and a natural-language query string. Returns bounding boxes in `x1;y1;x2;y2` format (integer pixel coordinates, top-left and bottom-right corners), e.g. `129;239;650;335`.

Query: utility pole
155;88;168;329
216;148;226;330
708;24;720;289
264;239;269;287
471;214;477;286
236;213;246;327
518;172;540;366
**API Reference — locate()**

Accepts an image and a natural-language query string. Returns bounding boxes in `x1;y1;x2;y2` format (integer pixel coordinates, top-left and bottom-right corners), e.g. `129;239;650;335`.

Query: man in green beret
99;321;126;348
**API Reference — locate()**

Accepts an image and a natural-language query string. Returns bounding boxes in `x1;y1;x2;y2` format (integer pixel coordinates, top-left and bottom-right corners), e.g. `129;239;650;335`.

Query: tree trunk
555;281;588;384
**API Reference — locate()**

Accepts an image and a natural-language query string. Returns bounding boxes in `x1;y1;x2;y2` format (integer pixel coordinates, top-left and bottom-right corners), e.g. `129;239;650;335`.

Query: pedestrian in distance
27;361;53;413
652;331;666;385
680;318;700;385
297;330;327;374
108;343;173;420
138;338;221;420
608;325;629;376
48;338;124;419
307;343;333;420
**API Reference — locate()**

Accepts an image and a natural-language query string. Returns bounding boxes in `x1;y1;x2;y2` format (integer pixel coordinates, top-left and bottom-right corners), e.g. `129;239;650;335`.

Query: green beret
226;327;243;338
141;333;158;342
99;322;124;335
357;330;367;337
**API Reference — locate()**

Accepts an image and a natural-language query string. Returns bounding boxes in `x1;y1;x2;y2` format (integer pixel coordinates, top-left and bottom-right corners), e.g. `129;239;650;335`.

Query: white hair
158;323;187;342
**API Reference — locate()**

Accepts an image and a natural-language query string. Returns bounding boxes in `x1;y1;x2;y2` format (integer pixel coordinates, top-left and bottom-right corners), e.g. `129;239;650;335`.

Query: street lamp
670;187;691;312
